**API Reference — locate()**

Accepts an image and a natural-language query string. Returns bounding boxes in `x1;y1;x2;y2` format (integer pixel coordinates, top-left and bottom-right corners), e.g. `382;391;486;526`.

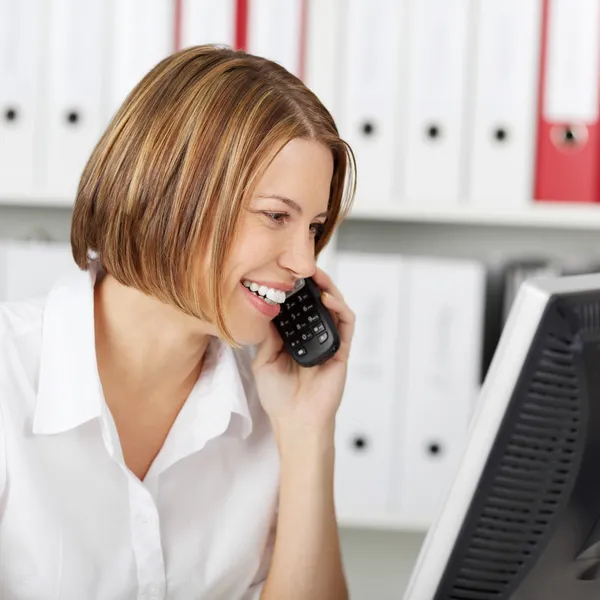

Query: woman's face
216;137;333;346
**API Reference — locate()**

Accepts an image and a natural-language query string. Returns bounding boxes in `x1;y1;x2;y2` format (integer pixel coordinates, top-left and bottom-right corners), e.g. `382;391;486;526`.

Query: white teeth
242;280;288;303
266;288;287;303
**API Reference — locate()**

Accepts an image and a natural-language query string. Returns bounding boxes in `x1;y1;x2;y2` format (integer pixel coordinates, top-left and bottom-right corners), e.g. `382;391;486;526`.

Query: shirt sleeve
240;509;277;600
240;581;265;600
0;404;6;505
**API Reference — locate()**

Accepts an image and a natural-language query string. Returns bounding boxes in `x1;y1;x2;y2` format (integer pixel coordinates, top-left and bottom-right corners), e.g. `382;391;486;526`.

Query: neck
93;273;212;403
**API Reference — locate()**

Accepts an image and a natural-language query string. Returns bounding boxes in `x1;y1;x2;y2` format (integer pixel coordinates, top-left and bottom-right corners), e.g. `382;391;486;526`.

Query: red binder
235;0;248;50
534;0;600;203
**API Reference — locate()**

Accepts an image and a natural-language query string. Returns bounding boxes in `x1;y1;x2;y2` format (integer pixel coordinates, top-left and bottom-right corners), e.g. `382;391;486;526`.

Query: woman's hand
251;267;355;443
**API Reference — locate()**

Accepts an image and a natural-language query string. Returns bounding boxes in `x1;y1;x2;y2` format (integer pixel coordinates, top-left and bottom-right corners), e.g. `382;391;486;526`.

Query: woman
0;45;356;599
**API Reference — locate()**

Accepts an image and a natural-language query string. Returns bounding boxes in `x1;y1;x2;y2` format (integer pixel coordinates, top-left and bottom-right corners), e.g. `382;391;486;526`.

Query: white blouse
0;265;280;600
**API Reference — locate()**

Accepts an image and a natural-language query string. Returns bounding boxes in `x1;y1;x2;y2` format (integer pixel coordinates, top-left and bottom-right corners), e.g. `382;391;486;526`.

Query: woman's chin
231;324;274;347
226;299;279;346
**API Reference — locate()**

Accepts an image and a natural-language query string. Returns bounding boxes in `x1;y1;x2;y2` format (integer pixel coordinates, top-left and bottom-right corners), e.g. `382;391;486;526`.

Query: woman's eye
311;223;325;240
262;212;325;240
264;212;288;224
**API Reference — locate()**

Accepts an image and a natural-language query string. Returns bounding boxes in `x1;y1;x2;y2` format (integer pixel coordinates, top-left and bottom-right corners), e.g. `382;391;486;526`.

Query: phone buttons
296;347;307;356
318;332;328;344
307;313;319;324
300;331;313;342
312;322;325;334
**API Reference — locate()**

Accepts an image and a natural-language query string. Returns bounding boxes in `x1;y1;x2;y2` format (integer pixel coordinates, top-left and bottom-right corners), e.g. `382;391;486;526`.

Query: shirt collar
203;338;254;440
146;337;255;477
33;263;254;440
33;263;104;434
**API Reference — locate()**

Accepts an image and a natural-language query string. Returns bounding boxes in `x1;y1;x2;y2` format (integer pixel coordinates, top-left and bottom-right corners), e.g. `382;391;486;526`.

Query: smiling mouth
240;280;286;305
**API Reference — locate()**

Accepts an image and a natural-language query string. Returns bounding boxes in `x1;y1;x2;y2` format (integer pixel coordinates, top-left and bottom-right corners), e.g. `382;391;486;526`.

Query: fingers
311;266;344;302
252;321;284;370
320;290;355;362
312;266;355;362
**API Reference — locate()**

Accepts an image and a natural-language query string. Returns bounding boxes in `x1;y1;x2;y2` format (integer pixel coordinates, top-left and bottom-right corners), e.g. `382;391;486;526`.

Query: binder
246;0;306;78
338;0;407;213
0;0;44;201
534;0;600;203
403;0;474;207
303;0;343;116
467;0;544;209
0;240;79;302
393;257;486;524
42;0;107;205
333;251;407;516
177;0;237;51
107;0;175;118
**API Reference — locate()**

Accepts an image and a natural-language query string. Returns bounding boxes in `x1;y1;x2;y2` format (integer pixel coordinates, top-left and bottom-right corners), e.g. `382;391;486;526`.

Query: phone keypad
276;289;328;357
312;322;325;334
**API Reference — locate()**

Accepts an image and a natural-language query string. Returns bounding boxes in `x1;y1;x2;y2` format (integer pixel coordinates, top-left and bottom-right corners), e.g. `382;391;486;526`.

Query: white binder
467;0;543;209
107;0;175;119
338;0;407;214
0;0;44;201
42;0;107;205
0;241;79;302
304;0;343;117
333;251;407;516
403;0;474;207
395;257;485;525
544;0;600;126
246;0;304;77
179;0;237;50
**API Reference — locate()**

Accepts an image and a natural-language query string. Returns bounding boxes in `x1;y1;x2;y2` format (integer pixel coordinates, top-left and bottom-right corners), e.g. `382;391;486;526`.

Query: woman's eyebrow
257;194;329;219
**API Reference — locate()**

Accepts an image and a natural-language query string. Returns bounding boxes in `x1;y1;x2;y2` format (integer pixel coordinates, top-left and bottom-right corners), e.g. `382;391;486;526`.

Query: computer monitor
403;273;600;599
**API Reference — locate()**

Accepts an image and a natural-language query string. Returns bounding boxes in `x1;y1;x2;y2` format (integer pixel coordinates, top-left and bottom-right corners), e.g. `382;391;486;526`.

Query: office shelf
5;195;600;232
347;201;600;230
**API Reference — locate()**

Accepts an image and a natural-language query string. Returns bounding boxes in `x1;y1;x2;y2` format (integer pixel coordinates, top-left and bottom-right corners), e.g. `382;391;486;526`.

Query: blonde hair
71;44;355;346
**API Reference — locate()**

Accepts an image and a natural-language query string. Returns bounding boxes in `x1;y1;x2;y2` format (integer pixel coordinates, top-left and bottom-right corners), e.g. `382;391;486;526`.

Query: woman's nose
278;231;317;279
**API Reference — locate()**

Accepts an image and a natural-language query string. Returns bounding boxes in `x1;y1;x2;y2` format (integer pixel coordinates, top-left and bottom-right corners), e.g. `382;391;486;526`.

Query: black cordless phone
274;277;341;367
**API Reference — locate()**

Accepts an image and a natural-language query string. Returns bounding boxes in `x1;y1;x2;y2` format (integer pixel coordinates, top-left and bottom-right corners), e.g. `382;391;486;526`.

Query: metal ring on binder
550;122;589;152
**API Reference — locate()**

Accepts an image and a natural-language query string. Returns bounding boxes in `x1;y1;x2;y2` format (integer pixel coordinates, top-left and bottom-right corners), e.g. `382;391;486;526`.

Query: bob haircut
71;44;355;347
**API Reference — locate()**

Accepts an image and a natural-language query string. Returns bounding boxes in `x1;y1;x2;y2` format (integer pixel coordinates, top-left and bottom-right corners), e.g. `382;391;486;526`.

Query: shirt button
147;584;160;596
